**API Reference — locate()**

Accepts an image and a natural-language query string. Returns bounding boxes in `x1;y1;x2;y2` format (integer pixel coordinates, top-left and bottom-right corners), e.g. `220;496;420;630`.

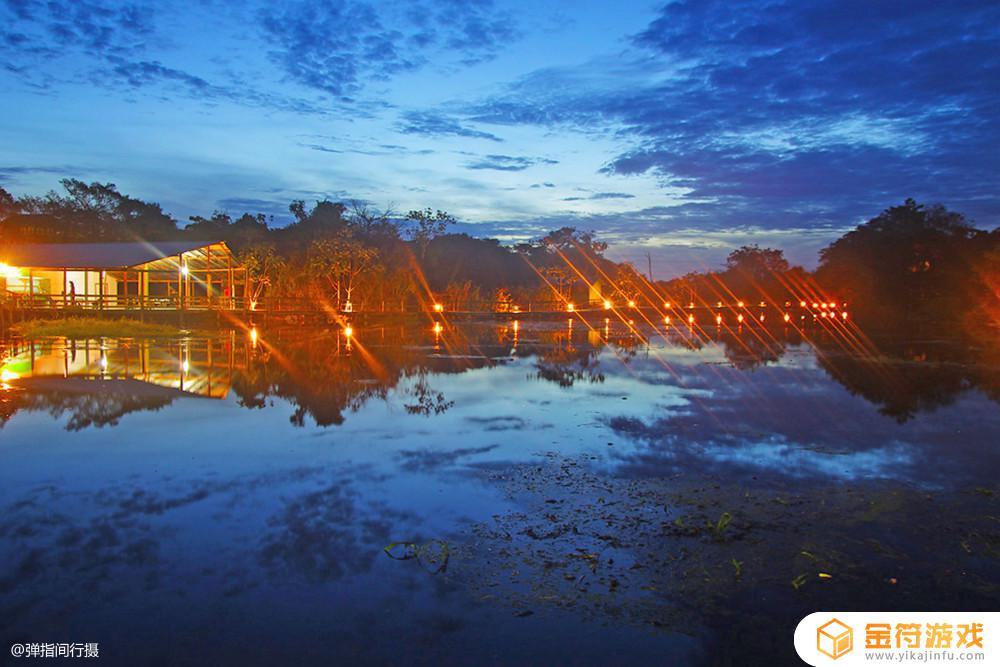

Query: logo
817;618;853;660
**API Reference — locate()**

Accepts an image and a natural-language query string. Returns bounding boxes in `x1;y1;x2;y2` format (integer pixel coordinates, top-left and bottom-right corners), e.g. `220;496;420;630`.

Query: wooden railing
1;293;248;311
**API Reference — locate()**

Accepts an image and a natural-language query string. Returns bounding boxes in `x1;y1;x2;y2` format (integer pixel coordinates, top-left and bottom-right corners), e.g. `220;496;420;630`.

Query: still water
1;320;998;665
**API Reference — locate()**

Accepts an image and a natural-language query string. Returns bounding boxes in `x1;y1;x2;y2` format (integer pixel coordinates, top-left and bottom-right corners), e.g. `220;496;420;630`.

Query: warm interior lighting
603;300;612;310
0;263;22;280
1;368;19;382
566;303;575;312
433;303;443;312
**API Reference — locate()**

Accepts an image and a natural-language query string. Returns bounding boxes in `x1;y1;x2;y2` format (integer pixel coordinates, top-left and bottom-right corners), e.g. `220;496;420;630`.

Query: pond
1;319;998;665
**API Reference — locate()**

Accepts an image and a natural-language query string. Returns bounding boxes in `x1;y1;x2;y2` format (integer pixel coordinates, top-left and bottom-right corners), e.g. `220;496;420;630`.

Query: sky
1;0;997;278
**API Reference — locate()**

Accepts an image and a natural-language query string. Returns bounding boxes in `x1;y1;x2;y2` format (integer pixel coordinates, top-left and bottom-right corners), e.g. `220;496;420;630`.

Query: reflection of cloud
602;353;1000;487
260;481;410;582
397;444;498;471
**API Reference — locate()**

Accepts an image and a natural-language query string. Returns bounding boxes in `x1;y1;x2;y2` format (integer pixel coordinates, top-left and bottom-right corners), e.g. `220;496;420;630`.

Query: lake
1;319;998;665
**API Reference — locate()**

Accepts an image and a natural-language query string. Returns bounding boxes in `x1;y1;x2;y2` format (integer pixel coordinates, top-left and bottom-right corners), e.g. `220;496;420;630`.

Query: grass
12;317;193;339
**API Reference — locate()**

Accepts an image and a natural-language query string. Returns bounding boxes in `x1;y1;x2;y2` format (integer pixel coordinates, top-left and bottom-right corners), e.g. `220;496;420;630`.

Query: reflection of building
1;338;244;398
0;241;247;310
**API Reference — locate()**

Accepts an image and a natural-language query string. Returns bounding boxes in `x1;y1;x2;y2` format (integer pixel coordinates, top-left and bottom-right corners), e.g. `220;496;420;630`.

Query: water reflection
1;320;998;433
0;318;997;665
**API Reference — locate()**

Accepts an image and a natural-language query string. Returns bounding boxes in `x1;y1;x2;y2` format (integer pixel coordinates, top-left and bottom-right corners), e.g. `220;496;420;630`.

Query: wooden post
99;270;105;311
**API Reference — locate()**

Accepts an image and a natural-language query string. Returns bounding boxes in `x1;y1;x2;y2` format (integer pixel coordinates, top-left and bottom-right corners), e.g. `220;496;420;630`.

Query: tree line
1;181;996;333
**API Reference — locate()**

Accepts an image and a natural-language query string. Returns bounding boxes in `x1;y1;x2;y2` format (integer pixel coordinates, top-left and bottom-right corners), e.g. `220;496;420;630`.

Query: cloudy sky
1;0;997;277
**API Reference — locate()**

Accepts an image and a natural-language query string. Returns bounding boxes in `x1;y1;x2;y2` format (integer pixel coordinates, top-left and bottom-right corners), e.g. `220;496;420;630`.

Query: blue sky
1;0;997;277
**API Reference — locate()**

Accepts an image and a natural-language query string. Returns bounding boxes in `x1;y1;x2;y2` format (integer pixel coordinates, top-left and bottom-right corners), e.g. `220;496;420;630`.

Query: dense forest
1;181;997;335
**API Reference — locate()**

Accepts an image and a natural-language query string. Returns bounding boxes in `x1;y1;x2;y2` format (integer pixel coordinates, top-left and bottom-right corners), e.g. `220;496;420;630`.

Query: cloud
0;165;84;185
259;0;519;98
464;154;558;171
397;110;502;141
463;0;1000;230
563;191;635;201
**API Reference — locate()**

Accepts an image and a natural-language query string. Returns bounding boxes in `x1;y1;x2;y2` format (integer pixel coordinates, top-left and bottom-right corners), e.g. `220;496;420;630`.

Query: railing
1;293;248;311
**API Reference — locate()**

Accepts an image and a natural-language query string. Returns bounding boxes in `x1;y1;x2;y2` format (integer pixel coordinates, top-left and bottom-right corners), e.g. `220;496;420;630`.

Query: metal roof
0;241;228;269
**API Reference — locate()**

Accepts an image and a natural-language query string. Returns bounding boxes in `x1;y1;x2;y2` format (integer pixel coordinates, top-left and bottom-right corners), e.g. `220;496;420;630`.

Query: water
1;320;998;665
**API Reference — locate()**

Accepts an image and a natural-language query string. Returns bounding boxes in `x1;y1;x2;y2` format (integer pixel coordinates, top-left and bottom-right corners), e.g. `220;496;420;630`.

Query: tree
306;232;378;309
405;208;455;258
0;187;16;220
817;199;985;327
239;243;286;307
725;245;790;280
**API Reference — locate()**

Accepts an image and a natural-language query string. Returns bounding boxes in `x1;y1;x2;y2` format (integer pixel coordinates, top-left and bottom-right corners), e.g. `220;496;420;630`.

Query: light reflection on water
0;321;997;665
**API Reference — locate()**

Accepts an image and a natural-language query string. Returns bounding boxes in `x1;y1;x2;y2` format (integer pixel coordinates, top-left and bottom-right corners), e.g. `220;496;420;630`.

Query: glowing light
687;314;695;324
628;319;634;325
343;301;353;313
433;323;443;334
566;303;575;312
512;305;520;313
664;315;671;324
180;265;189;277
663;302;671;309
715;314;722;325
716;301;723;308
842;312;849;320
759;313;765;322
737;301;744;308
627;299;636;308
783;313;791;322
249;300;257;311
344;326;353;337
737;313;744;323
0;369;19;382
821;312;828;318
513;320;520;332
687;302;694;309
250;327;258;346
812;302;819;309
181;359;190;373
799;301;807;307
0;263;21;280
433;303;443;312
100;354;108;370
604;300;612;310
759;301;766;307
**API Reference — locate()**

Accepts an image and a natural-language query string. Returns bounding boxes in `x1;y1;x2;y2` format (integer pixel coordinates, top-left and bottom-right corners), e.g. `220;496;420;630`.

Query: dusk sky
1;0;997;277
